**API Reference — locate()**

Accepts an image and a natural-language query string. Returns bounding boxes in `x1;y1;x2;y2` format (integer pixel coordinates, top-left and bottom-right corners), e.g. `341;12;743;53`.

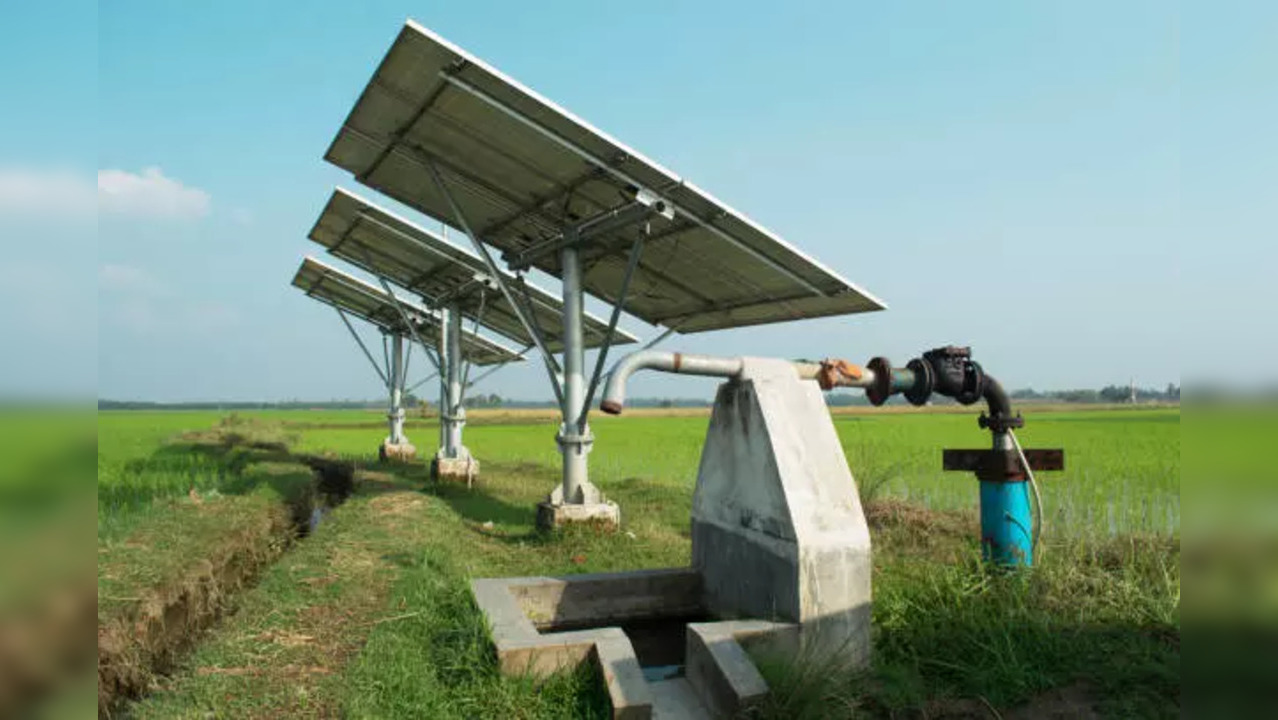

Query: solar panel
325;20;887;334
292;256;522;366
308;187;637;353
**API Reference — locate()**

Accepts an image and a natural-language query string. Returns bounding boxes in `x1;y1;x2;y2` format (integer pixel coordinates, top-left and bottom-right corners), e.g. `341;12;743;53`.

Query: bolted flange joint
555;427;594;455
978;412;1024;433
903;357;934;406
866;357;894;406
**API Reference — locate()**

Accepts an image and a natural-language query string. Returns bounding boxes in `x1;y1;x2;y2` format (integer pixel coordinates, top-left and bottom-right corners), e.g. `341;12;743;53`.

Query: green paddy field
92;405;1180;718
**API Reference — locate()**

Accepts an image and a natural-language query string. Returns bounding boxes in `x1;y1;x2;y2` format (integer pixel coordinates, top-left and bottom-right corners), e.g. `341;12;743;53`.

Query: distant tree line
827;383;1180;407
1013;383;1180;404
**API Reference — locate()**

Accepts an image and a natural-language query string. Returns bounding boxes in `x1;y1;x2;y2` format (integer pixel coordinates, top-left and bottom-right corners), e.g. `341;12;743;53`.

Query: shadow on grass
431;482;539;529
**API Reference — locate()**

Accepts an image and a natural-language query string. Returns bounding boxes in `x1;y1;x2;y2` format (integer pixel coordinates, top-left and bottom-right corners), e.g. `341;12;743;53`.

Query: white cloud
97;167;211;220
0;166;96;218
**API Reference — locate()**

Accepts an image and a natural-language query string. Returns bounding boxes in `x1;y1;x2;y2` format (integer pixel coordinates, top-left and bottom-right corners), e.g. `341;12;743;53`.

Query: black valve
922;346;985;405
862;345;1021;435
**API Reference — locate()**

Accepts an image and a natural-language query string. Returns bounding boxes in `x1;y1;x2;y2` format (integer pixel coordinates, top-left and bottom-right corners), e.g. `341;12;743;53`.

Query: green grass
285;407;1180;538
96;406;1180;718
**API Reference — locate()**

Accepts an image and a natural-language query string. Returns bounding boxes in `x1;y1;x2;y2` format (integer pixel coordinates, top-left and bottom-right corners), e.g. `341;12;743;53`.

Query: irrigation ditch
96;425;358;718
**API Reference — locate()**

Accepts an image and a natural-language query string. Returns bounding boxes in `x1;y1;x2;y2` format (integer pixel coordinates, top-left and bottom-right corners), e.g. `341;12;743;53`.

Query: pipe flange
555;429;596;448
954;360;986;405
978;411;1025;432
866;357;893;406
903;358;934;406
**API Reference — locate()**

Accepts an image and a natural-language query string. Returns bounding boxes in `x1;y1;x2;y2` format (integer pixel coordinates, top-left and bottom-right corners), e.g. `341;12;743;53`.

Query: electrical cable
1007;428;1044;558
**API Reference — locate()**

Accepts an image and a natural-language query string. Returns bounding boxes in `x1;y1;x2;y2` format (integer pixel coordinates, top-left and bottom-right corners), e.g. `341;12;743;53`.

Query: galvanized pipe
558;240;592;503
388;334;406;445
600;351;744;415
600;351;877;415
437;306;450;452
443;303;465;457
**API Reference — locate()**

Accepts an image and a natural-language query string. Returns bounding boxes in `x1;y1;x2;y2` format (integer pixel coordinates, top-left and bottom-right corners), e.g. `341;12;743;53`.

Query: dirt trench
96;457;354;718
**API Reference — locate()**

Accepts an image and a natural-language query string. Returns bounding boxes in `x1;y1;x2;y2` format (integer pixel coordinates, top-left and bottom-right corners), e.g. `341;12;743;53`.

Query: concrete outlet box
472;357;872;717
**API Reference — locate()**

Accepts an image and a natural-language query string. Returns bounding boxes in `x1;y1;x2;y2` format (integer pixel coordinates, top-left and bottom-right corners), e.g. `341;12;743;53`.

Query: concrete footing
378;441;417;463
431;452;479;486
536;480;620;530
535;500;620;531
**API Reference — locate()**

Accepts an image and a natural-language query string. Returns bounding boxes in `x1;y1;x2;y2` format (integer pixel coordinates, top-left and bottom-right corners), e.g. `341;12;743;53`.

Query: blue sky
3;1;1263;402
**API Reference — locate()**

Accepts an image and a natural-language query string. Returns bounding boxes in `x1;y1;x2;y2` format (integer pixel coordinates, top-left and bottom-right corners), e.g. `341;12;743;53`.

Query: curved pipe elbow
981;375;1013;421
600;351;744;415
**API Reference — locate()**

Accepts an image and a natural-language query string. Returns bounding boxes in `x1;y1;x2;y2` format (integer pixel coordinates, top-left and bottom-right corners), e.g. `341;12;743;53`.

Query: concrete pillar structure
691;358;872;667
536;242;620;530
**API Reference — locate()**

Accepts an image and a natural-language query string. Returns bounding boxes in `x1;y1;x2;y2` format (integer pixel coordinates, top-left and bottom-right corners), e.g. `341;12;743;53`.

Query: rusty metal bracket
942;448;1065;482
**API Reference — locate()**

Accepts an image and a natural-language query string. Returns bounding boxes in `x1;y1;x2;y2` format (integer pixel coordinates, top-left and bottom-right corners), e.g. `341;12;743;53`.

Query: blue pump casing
979;479;1033;566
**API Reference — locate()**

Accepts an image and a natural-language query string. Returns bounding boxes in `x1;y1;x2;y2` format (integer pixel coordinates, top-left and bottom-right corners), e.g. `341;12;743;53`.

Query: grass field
99;405;1179;538
93;405;1180;718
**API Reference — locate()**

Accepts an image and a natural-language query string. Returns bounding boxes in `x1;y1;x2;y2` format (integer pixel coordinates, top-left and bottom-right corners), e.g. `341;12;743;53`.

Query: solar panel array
325;20;886;333
292;256;521;366
308;188;635;353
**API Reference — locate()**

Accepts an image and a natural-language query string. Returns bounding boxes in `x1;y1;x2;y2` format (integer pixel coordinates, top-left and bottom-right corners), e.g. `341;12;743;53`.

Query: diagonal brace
358;245;441;373
336;308;390;389
578;235;645;431
426;159;565;403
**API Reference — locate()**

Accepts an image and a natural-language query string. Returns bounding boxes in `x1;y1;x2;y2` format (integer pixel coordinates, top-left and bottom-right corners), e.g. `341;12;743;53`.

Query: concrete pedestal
431;451;479;486
692;358;872;667
536;481;620;530
378;440;417;463
473;355;872;716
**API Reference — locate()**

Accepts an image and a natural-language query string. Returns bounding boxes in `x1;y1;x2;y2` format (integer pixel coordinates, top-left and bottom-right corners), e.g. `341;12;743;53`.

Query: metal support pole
382;334;392;386
443;303;466;458
558;236;591;504
460;289;488;401
402;340;412;394
437;305;450;452
388;334;406;445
